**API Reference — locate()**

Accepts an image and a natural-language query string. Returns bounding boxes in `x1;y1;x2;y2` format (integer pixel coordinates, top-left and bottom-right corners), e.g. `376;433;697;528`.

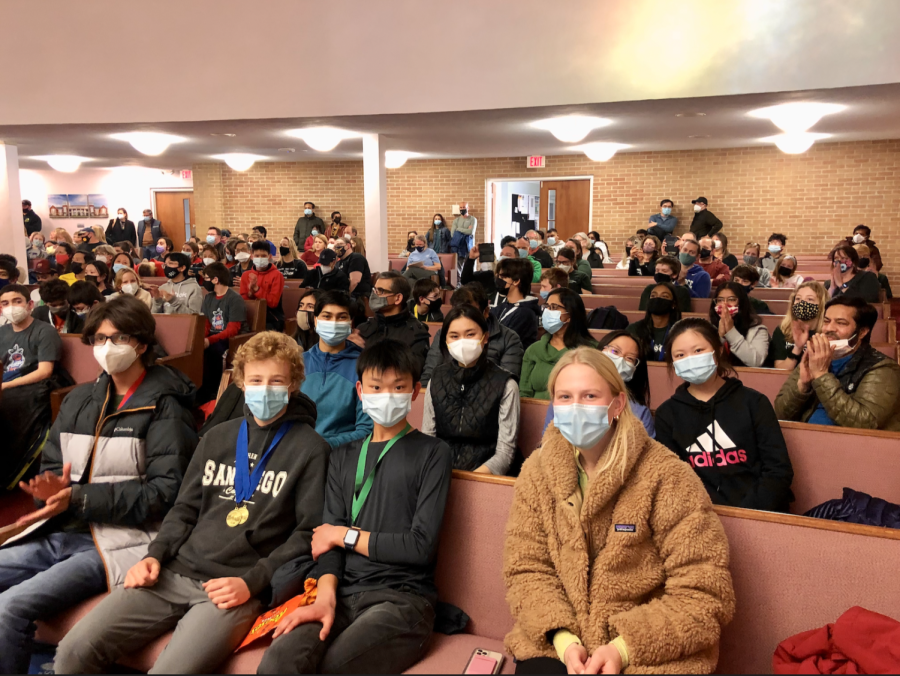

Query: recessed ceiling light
760;132;831;154
110;132;186;156
212;153;267;171
209;133;237;137
285;127;361;152
531;116;612;143
33;155;91;172
570;142;630;162
676;112;706;118
749;102;845;134
384;151;422;169
278;147;296;153
688;134;711;139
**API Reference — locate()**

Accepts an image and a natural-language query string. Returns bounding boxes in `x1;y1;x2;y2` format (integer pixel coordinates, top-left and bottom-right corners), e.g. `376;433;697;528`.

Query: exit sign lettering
181;170;192;180
527;156;545;169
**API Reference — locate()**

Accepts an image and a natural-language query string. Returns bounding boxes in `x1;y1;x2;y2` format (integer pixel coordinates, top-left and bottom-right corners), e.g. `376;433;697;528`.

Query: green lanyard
352;423;411;525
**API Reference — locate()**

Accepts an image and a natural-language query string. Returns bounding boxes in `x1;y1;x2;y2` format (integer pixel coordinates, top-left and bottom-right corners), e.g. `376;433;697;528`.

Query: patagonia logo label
615;524;636;533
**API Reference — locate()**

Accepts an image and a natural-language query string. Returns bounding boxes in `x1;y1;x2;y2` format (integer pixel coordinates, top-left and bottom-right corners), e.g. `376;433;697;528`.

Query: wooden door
154;191;194;252
539;179;590;241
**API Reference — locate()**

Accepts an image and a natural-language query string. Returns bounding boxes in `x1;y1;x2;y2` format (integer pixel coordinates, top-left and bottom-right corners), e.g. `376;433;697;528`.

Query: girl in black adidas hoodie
655;318;794;513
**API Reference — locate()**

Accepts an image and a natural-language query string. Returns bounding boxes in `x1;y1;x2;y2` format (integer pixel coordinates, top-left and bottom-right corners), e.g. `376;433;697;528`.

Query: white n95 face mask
361;392;413;427
93;342;138;375
2;306;29;325
447;338;484;366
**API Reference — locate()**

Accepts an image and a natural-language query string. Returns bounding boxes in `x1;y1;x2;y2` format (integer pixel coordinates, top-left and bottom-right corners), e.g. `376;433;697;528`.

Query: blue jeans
0;531;106;674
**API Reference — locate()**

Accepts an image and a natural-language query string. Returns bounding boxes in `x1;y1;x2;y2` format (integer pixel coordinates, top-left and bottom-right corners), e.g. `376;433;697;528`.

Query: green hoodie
519;333;598;399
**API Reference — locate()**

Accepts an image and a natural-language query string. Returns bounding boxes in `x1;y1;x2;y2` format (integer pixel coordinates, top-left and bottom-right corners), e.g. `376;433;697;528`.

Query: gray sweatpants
54;568;262;674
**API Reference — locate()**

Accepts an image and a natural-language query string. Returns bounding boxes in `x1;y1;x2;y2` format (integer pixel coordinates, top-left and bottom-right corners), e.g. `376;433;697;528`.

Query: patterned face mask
792;299;820;322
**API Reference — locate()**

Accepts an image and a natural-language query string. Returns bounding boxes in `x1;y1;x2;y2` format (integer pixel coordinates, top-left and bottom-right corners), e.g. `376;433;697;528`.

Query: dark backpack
586;306;629;330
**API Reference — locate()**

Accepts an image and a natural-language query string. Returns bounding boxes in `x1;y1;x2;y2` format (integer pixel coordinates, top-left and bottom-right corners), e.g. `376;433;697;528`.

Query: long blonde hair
53;227;74;244
90;225;107;243
279;237;299;260
547;346;640;481
351;236;367;258
779;281;828;335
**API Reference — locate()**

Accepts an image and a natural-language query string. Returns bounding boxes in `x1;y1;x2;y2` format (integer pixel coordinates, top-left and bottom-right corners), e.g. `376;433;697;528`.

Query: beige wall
193;140;900;279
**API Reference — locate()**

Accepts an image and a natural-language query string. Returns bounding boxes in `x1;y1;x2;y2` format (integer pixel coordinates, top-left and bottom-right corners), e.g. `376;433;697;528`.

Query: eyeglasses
88;333;133;346
373;287;395;297
715;297;740;305
603;346;640;367
546;303;567;312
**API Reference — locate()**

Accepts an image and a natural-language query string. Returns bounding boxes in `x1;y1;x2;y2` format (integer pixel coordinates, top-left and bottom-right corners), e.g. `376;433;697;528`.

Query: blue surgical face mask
603;351;636;382
113;263;129;274
316;319;352;346
311;229;319;236
547;237;557;245
768;244;782;254
206;235;216;245
673;351;718;385
541;308;566;334
529;239;540;249
433;220;442;227
554;404;611;450
304;209;313;216
243;385;290;421
360;392;413;428
517;248;529;258
539;289;551;301
661;206;672;216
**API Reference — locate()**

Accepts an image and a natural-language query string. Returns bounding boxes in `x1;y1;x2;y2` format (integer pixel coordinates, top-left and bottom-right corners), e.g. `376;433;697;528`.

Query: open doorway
491;181;541;243
485;176;593;245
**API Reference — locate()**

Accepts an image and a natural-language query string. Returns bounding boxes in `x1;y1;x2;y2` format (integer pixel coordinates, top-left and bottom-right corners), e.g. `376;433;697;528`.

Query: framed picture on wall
88;194;109;219
66;194;90;218
48;194;68;219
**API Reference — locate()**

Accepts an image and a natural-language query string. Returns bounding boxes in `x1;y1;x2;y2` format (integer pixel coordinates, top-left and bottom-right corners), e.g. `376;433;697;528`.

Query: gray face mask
369;290;389;312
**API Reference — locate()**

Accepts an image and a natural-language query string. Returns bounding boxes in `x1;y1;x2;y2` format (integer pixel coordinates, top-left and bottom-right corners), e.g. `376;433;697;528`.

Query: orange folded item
237;578;318;650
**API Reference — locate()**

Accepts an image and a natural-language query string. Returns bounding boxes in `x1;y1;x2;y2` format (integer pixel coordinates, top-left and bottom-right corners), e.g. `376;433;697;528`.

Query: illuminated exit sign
527;155;546;169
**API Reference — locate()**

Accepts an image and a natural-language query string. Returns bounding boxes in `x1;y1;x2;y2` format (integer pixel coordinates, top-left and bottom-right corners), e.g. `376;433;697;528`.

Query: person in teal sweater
519;288;598;399
300;290;373;447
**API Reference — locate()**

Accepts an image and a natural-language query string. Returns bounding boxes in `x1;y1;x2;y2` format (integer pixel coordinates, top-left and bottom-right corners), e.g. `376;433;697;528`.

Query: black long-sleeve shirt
315;430;452;598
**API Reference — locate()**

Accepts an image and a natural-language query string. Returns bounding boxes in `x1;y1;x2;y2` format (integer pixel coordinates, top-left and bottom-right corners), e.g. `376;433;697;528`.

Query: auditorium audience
293;288;321;351
615;237;636;269
741;242;773;287
775;296;900;430
689;196;723;238
697;236;731;288
646;198;677;239
826;242;881;303
731;265;773;315
770;255;803;289
656;318;794;512
854;243;892;299
628;281;682;362
259;340;449;674
761;233;787;272
847;224;882;271
293;201;324;252
2;296;198;675
109;268;153;308
517;236;542;282
422;283;524;386
768;281;827;369
526;229;554;270
422;305;519;474
150;252;203;315
708;281;769;367
276;237;308;280
711;232;739;270
492;258;540;349
199;262;247;402
33;279;84;334
251;225;276;255
637;255;692;312
301;234;328;267
230;239;254;281
59;249;92;285
69;280;104;316
539;267;567;300
105;208;136;246
627;234;660;277
426;213;451;254
574;232;603;269
555;246;591;293
504;346;735;674
462;243;508;301
240;241;285;331
408;277;444;323
76;226;105;253
356;271;430;371
678;239;712;299
547;228;564;256
520;288;597;399
302;247;350;292
403;234;441;282
334;237;372;298
84;260;113;297
205;226;226;258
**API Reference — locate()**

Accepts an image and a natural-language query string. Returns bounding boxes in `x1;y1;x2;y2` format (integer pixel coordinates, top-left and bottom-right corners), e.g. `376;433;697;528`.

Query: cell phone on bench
463;648;504;674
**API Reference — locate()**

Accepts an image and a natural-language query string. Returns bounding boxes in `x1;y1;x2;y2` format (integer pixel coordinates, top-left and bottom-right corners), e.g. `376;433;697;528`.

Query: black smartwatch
343;527;360;551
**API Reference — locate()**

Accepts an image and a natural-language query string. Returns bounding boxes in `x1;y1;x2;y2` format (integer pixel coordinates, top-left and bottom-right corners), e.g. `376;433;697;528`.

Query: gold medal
226;504;249;527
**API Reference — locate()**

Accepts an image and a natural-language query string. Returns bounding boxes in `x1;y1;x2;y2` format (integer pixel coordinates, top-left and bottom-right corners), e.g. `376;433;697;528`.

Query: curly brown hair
232;332;305;389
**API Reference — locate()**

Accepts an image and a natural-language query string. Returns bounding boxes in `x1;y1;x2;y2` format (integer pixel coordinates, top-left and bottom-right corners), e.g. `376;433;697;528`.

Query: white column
362;133;388;273
0;144;27;269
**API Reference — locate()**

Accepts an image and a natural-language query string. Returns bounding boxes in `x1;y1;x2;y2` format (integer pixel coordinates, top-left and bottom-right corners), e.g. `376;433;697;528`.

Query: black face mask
164;267;180;279
625;245;633;256
333;216;341;224
460;209;467;216
653;272;673;285
647;297;673;316
85;275;99;285
279;246;291;256
81;236;90;243
740;283;754;294
70;262;84;274
494;277;509;296
202;279;216;292
778;266;794;277
700;248;712;259
858;257;870;269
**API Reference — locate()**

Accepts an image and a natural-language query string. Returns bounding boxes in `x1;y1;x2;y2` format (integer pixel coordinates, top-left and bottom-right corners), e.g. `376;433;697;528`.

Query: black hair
0;259;19;281
252;225;268;237
631;282;682;359
69;280;104;308
636;229;649;237
72;249;95;263
660;198;674;207
0;283;29;302
87;260;112;287
39;279;71;304
596;330;650;407
356;338;422;384
250;240;271;254
768;233;787;246
81;295;158;368
853;224;871;238
159;237;174;253
203;262;232;287
331;211;341;220
22;200;32;207
496;259;532;297
731;263;761;286
709;281;760;336
664;317;736;379
656;255;681;277
0;253;18;268
412;277;440;302
207;227;222;236
535;230;545;241
164;252;191;271
588;231;600;242
829;241;859;270
825;296;878;344
546;288;593;349
376;270;411;305
500;235;516;249
315;289;354;317
451;282;488;312
439;304;490;367
303;201;315;209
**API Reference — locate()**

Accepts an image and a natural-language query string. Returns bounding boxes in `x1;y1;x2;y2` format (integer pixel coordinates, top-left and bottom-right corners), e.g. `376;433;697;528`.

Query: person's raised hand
469;246;479;260
124;557;160;589
202;577;251;610
564;643;589;674
807;333;834;380
791;320;810;353
798;347;813;393
271;596;335;641
584;644;623;675
20;463;71;502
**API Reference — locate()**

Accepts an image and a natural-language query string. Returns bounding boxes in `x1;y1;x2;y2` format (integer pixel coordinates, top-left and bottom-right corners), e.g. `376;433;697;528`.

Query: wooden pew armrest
283;318;297;337
227;333;258;367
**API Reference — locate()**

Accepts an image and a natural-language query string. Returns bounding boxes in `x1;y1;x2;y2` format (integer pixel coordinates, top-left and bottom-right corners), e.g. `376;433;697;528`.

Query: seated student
526;229;553;271
504;346;735;675
768;281;827;369
539;266;567;300
546;228;564;256
357;271;430;370
543;330;655;438
29;259;58;304
740;242;772;288
854;243;892;299
277;236;309;280
252;224;277;255
697;236;731;288
421;283;524;386
301;233;328;267
302;247;350;292
69;279;104;317
422;305;519;474
627;234;660;277
109;268;153;308
56;330;327;674
775;296;900;430
492;257;541;349
149;252;202;315
711;232;739;270
199;262;248;402
656;318;794;512
302;290;373;447
574;232;603;269
709;281;769;368
182;240;202;272
565;237;596;278
555;246;591;294
231;238;253;281
32;278;84;334
760;233;788;272
402;234;442;282
770;254;804;289
628;281;682;362
520;288;597;399
259;340;451;675
241;240;286;331
825;241;881;303
678;238;712;298
847;224;883;271
462;242;510;302
293;288;321;352
58;249;93;286
615;236;636;269
731;264;773;315
144;237;173;277
638;255;692;312
406;276;444;324
1;296;198;675
516;236;543;282
84;260;114;297
334;236;372;299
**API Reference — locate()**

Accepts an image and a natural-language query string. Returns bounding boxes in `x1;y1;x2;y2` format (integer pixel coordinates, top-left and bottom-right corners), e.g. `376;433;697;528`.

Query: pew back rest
244;299;266;333
646;361;788;409
281;286;305;319
153;314;205;387
58;334;101;384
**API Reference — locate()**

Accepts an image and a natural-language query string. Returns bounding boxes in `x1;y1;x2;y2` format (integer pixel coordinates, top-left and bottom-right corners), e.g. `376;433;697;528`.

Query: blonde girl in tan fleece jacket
503;347;735;674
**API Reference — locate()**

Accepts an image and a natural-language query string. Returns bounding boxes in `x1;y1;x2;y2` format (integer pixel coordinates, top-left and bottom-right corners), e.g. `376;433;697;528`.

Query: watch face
344;529;359;547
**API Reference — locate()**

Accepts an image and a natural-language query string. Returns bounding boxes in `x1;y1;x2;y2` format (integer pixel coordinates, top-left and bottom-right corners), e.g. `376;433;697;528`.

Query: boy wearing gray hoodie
150;252;203;315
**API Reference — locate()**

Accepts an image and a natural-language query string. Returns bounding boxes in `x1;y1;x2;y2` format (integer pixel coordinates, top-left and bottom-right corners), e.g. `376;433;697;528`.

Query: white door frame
484;175;594;243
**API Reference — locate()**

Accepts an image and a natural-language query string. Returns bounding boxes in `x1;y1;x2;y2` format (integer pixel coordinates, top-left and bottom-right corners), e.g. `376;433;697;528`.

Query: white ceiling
4;84;900;170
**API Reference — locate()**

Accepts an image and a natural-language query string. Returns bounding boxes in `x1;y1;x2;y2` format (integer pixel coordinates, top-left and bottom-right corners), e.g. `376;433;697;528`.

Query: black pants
199;340;229;404
258;588;435;674
515;657;567;674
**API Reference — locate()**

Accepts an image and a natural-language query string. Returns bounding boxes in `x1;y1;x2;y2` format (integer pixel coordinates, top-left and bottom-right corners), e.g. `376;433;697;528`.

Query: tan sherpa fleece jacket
503;421;735;673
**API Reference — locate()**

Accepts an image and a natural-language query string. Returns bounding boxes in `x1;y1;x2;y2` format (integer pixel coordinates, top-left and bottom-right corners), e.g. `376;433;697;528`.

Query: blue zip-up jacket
301;343;372;448
684;264;712;299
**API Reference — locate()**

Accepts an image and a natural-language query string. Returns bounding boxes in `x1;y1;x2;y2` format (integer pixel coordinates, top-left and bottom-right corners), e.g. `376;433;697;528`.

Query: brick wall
193;140;900;279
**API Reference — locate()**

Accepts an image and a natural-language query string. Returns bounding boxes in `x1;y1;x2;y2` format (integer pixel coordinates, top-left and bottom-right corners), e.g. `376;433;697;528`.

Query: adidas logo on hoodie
685;421;748;469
